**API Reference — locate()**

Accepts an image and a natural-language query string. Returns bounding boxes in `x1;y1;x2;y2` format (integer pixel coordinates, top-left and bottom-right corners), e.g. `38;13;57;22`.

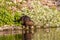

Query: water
0;34;22;40
32;28;60;40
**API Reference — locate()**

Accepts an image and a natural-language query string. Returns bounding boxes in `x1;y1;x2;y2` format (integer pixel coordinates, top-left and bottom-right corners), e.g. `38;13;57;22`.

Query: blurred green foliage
0;8;14;26
0;0;60;27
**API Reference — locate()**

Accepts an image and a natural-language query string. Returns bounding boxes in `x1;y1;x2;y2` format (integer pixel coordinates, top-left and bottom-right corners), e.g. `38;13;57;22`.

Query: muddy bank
0;25;22;35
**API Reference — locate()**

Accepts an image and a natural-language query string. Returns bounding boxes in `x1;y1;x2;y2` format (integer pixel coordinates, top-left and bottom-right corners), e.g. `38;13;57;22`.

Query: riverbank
0;25;22;35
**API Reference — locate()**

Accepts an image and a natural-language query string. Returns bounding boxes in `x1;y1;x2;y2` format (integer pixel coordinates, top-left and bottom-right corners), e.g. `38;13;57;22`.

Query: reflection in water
32;28;60;40
0;34;22;40
0;28;60;40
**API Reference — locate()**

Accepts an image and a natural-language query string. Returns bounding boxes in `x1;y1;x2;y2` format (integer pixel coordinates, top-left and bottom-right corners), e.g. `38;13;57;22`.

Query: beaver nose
25;21;34;26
